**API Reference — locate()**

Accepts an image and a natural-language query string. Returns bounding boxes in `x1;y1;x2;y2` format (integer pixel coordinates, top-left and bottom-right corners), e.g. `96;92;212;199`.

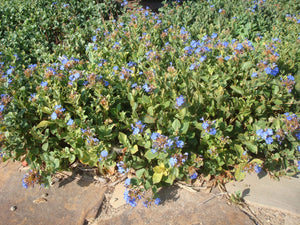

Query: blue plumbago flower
29;93;36;101
211;33;218;39
51;112;57;120
176;140;184;148
235;43;243;50
101;150;108;158
63;4;69;8
298;161;300;171
271;66;279;76
169;157;178;167
202;121;209;130
265;137;273;145
209;128;217;135
131;121;145;135
256;128;274;144
251;72;258;77
200;55;206;62
287;75;295;81
154;198;161;205
151;132;160;141
298;146;300;152
66;118;74;126
117;161;128;174
189;64;196;70
295;132;300;140
264;67;272;74
224;56;231;61
142;83;152;93
41;81;48;87
22;176;28;189
175;95;185;108
190;172;198;179
254;164;262;173
113;66;119;71
6;68;13;75
92;36;97;42
125;178;131;187
131;83;138;88
69;72;80;82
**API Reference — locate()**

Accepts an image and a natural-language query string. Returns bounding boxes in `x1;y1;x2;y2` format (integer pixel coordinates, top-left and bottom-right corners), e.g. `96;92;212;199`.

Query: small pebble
42;193;48;197
10;206;17;211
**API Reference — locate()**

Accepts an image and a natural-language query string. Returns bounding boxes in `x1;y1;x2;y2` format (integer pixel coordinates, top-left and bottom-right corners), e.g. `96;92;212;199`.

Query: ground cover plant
0;0;299;207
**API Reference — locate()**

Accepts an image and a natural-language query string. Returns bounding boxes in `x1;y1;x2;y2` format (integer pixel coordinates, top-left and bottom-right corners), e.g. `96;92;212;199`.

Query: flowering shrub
0;0;299;206
0;0;122;64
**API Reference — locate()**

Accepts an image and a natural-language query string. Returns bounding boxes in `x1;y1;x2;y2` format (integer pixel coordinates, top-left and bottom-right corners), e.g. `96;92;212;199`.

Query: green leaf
144;150;156;161
231;85;244;95
118;132;128;146
144;115;156;124
235;164;246;181
172;119;181;132
180;122;189;134
42;142;49;151
234;144;244;157
130;145;139;154
153;172;163;184
36;120;53;129
147;106;154;116
136;168;145;178
69;154;76;164
142;95;151;104
244;141;258;154
41;107;52;114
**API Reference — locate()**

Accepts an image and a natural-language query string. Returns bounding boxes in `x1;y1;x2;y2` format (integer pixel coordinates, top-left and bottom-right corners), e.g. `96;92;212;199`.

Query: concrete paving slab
225;171;300;216
0;161;106;225
94;185;255;225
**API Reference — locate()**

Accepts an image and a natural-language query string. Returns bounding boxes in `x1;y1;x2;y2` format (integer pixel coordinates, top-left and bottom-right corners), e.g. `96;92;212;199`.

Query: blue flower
190;172;197;179
131;121;145;135
175;95;185;108
254;164;262;173
224;56;230;61
41;81;48;87
101;150;108;158
251;72;258;77
209;128;217;135
154;198;161;205
51;112;57;120
271;66;279;76
151;132;160;141
125;178;131;187
169;157;177;167
189;64;196;70
142;83;151;92
22;177;28;189
211;33;218;39
92;36;97;42
295;132;300;140
176;140;184;148
235;43;243;50
265;137;273;145
67;118;73;126
287;75;295;81
200;56;206;62
113;66;119;71
202;121;209;130
264;67;272;74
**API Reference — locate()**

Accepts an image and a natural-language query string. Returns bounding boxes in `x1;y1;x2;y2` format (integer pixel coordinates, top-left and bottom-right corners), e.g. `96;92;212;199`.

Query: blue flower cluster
131;121;145;135
51;105;65;120
200;118;217;136
256;128;273;144
175;95;185;109
151;132;184;154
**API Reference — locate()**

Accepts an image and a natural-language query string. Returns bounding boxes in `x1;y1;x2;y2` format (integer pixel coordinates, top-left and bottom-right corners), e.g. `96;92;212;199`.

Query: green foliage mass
0;0;299;201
